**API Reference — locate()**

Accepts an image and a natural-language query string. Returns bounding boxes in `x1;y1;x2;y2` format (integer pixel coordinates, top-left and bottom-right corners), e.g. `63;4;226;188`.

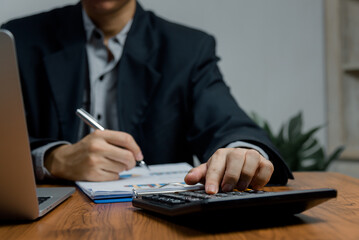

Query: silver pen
76;108;149;170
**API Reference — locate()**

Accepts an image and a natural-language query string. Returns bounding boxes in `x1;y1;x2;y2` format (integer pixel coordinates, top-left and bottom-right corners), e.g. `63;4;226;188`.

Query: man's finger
237;149;261;190
205;149;227;194
221;149;245;192
103;143;137;170
184;163;207;185
250;159;274;189
94;130;143;161
90;168;121;182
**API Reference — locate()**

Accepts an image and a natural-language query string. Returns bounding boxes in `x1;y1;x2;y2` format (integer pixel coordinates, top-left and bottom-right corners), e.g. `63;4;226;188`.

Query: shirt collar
82;8;133;46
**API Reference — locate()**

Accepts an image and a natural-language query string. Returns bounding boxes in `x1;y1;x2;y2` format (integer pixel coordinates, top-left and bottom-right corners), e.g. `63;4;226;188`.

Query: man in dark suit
2;0;292;194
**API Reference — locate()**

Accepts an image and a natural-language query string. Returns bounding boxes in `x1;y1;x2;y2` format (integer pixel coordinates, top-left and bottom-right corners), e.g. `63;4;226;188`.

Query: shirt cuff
31;141;71;181
225;141;269;160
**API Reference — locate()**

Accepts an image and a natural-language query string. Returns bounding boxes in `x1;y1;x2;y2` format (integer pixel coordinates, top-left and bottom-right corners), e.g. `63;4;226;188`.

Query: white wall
0;0;326;145
0;0;77;22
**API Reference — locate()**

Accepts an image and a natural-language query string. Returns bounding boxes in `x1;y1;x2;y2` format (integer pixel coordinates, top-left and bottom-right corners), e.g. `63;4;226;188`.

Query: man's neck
83;0;136;43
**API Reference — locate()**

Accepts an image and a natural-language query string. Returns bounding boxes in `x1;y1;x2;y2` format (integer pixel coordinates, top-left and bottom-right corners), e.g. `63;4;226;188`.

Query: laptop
0;29;75;220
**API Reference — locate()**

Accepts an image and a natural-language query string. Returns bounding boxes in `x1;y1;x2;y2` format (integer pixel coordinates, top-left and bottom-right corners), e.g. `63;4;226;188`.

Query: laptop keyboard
38;196;51;205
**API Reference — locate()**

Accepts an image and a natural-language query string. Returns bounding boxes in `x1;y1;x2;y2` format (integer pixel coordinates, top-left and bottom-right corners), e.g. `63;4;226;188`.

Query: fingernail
136;152;144;161
206;184;217;194
238;181;248;191
222;183;234;192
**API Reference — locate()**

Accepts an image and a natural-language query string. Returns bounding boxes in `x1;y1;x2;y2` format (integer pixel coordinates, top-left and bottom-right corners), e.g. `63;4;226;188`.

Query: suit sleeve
186;35;293;185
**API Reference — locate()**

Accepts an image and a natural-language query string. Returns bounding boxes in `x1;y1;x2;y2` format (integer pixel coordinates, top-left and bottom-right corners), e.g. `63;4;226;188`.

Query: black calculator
132;188;337;217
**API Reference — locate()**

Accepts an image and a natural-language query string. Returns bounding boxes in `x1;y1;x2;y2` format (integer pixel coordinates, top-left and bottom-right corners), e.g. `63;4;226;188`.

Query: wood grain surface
1;172;359;240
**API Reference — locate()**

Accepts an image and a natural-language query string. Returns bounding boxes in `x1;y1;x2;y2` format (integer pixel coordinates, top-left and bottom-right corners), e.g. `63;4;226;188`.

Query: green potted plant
250;112;345;171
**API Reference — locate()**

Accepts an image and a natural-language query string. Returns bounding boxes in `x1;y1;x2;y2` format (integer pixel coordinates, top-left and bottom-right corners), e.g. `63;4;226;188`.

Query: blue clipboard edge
77;186;133;203
94;198;133;203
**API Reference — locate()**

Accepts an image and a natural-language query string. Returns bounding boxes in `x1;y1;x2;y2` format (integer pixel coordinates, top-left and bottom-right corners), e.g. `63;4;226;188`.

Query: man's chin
82;0;132;14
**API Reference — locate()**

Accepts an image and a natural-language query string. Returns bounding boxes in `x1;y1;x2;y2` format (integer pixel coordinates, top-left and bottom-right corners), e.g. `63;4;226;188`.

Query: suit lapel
43;3;161;142
43;4;87;142
44;46;87;142
117;4;161;138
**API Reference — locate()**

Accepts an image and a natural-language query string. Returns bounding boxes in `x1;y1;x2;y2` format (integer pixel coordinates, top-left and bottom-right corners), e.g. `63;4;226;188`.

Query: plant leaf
248;111;345;172
276;125;285;145
287;112;303;141
299;147;325;171
292;126;322;153
263;122;275;142
322;146;346;170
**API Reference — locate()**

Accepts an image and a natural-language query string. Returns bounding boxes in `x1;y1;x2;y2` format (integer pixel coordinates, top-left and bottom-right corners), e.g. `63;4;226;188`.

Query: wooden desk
1;172;359;240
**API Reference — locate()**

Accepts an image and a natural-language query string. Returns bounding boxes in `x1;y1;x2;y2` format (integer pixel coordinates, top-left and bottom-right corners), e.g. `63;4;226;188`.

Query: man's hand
44;130;143;181
184;148;274;194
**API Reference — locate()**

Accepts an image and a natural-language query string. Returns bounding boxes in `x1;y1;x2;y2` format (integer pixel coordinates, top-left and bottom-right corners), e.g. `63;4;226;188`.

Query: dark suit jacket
2;3;293;184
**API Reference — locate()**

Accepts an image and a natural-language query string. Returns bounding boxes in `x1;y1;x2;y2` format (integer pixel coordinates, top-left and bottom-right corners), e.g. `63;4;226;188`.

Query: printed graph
125;182;186;189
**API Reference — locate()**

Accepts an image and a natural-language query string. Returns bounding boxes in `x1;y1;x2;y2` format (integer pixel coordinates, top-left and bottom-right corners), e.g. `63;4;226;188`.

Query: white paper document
76;162;200;201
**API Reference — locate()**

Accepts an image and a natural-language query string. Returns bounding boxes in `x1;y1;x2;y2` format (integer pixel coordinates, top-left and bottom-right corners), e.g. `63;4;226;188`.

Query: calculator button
178;191;215;199
245;189;265;193
161;193;201;202
157;195;186;205
140;189;269;206
213;193;231;198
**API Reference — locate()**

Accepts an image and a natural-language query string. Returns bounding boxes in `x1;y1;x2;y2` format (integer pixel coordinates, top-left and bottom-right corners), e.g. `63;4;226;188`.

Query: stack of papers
76;162;201;203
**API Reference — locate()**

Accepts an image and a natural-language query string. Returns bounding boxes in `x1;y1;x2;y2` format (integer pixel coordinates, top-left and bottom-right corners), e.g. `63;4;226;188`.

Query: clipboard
76;162;201;203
